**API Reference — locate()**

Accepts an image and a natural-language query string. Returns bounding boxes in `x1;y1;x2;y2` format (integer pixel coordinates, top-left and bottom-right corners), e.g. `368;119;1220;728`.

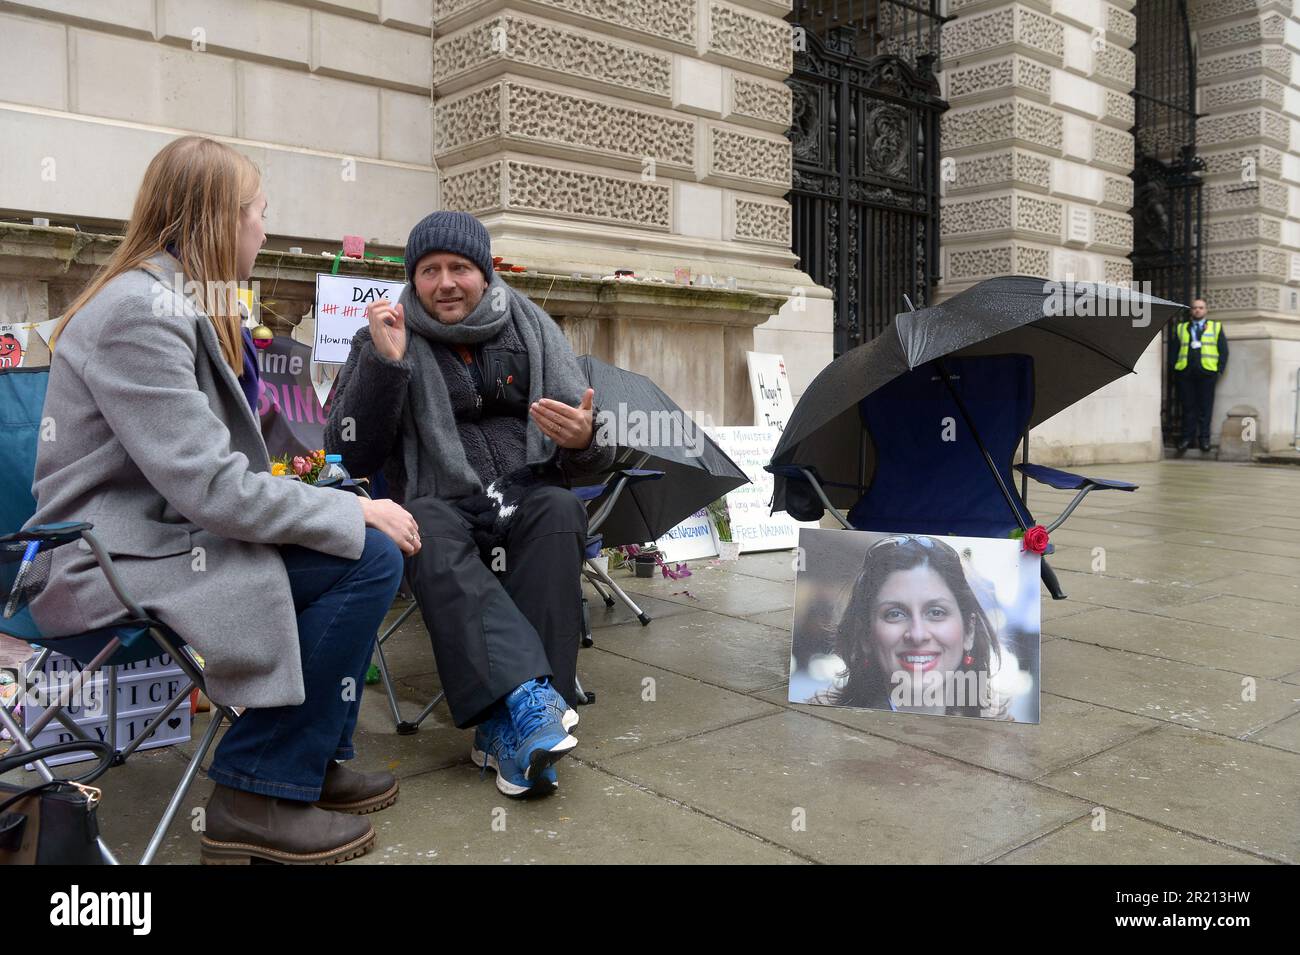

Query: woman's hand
530;388;595;450
365;298;407;362
360;497;421;556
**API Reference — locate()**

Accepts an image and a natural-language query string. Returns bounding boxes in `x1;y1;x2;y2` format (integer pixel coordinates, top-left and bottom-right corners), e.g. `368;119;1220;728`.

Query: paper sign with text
706;426;817;553
312;273;405;364
655;508;718;562
746;352;794;433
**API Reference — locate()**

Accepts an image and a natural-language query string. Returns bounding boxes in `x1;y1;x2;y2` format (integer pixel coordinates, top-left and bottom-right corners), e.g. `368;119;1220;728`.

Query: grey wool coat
24;253;367;708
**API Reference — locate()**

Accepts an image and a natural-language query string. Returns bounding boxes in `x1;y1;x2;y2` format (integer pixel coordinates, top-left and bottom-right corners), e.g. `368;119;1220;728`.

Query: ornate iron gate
788;1;947;356
1129;0;1203;445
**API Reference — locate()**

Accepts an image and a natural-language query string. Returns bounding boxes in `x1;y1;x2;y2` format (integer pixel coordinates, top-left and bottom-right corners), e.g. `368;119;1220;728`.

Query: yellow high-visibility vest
1174;320;1221;372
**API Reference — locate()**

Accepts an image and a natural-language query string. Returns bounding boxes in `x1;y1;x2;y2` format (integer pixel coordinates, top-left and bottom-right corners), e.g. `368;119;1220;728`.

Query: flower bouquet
271;449;326;482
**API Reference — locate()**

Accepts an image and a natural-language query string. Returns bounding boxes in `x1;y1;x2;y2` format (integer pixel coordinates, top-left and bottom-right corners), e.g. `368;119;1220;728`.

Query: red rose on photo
1021;524;1050;554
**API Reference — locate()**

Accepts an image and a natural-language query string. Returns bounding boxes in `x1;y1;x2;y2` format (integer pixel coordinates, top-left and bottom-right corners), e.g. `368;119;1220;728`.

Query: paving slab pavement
32;459;1298;864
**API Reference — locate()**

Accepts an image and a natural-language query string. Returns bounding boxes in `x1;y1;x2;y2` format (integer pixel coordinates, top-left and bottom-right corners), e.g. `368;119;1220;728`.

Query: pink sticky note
342;235;365;258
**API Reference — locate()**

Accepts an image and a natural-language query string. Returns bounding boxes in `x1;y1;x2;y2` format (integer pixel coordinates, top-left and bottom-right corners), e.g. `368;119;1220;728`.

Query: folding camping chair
769;354;1137;599
0;367;238;865
576;460;663;634
370;461;663;734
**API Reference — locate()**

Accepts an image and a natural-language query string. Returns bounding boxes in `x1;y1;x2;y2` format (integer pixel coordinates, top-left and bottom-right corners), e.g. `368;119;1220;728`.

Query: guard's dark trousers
405;485;586;728
1175;370;1218;446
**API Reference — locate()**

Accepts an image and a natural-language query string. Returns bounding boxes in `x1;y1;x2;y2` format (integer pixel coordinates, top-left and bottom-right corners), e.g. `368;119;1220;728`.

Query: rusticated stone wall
1189;0;1300;453
936;1;1154;465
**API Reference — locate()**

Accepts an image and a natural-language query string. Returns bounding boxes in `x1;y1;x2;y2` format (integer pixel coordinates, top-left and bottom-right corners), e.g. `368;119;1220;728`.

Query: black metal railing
792;0;943;67
788;1;947;355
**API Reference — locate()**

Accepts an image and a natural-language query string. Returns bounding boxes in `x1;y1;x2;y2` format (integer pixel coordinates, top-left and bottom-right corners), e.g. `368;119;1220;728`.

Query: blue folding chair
769;355;1137;599
0;367;237;864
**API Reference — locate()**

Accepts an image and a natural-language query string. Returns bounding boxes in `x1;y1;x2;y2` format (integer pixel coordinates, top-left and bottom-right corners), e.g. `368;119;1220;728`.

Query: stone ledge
0;222;788;331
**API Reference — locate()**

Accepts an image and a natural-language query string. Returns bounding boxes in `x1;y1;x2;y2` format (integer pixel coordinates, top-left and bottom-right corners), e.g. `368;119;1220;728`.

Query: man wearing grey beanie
325;211;615;799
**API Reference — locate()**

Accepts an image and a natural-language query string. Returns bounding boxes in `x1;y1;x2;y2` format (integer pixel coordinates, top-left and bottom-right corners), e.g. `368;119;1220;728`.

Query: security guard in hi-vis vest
1173;298;1229;453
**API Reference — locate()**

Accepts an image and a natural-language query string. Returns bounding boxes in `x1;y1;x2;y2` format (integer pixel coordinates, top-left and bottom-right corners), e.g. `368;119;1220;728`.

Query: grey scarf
398;272;584;501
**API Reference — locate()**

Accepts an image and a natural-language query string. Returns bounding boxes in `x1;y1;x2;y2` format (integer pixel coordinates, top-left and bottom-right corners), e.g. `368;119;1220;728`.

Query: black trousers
1175;370;1219;445
405;485;586;728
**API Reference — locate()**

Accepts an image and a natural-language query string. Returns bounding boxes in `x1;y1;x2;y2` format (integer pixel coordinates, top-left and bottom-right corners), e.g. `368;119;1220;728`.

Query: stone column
1190;0;1300;453
431;0;832;419
937;0;1158;465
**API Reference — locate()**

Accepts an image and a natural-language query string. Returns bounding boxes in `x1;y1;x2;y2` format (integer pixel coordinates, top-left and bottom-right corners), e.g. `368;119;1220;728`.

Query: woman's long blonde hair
51;135;261;373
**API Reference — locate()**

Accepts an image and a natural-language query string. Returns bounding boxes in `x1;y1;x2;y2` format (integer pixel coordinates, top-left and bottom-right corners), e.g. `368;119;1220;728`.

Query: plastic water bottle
316;453;350;487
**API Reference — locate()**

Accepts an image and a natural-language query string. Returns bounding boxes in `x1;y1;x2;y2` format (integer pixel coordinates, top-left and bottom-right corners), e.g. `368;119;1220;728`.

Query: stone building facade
0;0;819;430
1;0;1298;457
938;0;1300;460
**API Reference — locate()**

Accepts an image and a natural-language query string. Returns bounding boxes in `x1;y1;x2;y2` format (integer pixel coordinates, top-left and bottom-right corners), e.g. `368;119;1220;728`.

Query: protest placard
258;335;331;457
655;508;718;562
746;352;794;433
312;273;405;364
706;426;817;552
789;529;1041;723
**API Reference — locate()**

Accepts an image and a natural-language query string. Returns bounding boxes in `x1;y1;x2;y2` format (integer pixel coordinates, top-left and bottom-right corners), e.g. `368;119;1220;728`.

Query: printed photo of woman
790;530;1040;722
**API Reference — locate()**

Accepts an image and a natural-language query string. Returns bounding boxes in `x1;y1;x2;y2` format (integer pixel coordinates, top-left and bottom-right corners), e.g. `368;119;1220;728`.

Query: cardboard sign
746;352;794;433
312;273;405;364
706;426;817;553
655;508;718;562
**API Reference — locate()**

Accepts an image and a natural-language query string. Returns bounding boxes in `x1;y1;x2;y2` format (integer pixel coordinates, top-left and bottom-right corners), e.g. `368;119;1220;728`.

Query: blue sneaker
543;686;579;733
504;678;577;782
470;710;531;798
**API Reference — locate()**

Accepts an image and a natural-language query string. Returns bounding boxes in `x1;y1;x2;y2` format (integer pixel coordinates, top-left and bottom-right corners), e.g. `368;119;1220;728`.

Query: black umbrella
769;276;1184;515
577;355;749;546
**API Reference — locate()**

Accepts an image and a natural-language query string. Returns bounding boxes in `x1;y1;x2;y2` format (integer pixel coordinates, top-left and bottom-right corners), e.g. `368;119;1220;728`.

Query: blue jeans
207;528;404;801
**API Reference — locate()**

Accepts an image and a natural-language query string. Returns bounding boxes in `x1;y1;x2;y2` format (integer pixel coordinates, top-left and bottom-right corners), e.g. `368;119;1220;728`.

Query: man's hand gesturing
530;388;596;450
366;297;407;362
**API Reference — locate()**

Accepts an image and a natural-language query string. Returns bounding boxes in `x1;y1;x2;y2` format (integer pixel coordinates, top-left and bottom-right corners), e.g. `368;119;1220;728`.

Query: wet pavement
73;460;1300;863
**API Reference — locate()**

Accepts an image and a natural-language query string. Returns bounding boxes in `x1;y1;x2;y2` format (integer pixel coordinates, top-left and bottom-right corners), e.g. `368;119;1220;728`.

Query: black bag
0;740;113;865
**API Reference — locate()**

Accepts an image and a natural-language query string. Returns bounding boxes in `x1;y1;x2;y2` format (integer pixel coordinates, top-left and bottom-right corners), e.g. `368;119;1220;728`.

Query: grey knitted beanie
404;211;492;282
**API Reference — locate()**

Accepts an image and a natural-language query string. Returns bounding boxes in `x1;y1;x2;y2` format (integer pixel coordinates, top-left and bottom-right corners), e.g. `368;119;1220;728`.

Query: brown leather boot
314;761;399;814
200;784;375;865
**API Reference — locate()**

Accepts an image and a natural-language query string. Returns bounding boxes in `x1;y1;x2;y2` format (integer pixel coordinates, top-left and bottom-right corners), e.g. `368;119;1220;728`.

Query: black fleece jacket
324;323;613;503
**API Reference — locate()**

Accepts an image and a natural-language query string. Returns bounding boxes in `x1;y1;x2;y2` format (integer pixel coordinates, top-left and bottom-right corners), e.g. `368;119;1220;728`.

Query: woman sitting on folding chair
23;136;420;864
818;535;1012;720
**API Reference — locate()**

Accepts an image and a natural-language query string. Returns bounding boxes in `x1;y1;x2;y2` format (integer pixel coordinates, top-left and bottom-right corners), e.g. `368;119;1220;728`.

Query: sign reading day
706;426;818;553
313;273;405;365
